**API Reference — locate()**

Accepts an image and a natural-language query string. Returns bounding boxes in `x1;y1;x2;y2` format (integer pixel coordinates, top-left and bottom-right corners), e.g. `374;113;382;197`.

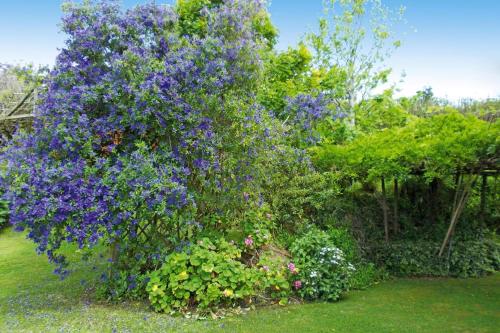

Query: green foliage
258;44;314;117
238;204;274;248
456;97;500;119
0;199;8;230
256;250;292;303
373;239;500;278
349;262;386;290
306;0;404;125
327;227;358;261
313;110;499;182
175;0;277;47
290;228;354;301
147;238;261;313
355;91;411;134
269;171;341;230
327;227;386;289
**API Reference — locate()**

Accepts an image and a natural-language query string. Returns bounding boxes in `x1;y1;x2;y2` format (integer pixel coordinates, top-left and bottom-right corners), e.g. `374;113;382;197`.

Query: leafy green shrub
449;239;500;277
327;227;386;289
239;204;274;248
270;172;341;229
0;199;8;230
290;228;354;301
373;239;500;278
349;262;387;290
327;227;358;261
147;238;261;313
256;250;292;304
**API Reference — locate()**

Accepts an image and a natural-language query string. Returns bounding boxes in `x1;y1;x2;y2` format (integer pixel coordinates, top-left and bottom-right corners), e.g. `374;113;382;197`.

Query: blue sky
1;0;499;100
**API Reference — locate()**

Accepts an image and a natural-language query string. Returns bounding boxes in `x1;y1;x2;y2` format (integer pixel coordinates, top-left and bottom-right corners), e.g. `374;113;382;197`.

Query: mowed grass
1;228;499;333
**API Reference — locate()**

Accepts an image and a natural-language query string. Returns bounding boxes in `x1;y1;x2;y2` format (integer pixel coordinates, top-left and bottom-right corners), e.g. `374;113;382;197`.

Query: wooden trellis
0;88;37;146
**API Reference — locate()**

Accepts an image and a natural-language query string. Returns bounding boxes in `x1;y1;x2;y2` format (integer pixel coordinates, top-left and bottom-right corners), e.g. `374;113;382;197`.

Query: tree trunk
393;178;399;234
438;175;478;257
480;175;487;224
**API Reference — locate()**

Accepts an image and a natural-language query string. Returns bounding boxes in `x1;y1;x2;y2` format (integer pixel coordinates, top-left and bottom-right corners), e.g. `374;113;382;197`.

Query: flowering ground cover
1;227;498;333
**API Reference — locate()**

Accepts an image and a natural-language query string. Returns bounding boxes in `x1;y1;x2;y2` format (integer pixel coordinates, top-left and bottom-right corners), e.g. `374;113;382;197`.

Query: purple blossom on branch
0;0;273;276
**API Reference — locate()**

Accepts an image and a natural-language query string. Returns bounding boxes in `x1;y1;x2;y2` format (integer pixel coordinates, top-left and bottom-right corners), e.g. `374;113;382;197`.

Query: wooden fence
0;88;36;145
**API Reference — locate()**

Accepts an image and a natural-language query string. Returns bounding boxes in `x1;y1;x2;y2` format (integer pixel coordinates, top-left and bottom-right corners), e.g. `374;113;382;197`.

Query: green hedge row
372;239;500;278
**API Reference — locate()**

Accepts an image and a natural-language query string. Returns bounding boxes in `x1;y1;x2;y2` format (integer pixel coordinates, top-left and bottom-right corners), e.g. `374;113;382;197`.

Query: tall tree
307;0;404;126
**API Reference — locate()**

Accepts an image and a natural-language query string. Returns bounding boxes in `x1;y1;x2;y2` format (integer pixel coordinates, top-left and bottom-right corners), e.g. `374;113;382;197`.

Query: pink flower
244;236;253;247
262;265;269;272
293;280;302;289
288;262;297;274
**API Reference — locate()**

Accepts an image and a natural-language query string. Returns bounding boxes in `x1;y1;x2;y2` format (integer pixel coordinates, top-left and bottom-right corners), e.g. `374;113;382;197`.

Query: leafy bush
0;199;8;230
239;204;275;249
327;227;358;261
256;249;293;304
147;238;261;313
349;262;387;290
327;227;386;289
290;228;354;301
372;239;500;278
270;172;341;230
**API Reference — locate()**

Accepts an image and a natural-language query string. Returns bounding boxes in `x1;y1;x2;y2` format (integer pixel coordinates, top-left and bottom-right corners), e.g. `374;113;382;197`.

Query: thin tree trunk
452;173;461;212
438;175;478;257
381;177;389;243
480;175;487;223
393;178;399;234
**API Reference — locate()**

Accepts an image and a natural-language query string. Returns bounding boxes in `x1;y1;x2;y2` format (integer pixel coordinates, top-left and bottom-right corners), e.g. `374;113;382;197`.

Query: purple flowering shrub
1;0;278;279
284;93;341;145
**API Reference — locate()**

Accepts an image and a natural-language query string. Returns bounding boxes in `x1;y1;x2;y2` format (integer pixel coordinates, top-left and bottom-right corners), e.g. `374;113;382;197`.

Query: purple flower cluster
285;93;339;144
1;0;272;275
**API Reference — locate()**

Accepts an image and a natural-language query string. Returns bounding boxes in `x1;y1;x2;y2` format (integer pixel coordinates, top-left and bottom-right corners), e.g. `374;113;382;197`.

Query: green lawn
1;228;499;333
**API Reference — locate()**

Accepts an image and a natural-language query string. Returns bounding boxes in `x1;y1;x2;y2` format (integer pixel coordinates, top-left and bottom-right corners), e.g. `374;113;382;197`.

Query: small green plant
257;250;292;305
0;199;8;230
147;238;261;313
290;228;354;301
349;262;387;290
240;204;274;248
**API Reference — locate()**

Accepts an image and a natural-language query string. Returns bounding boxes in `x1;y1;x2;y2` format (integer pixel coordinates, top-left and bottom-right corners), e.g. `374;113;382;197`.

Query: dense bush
147;238;260;313
372;239;500;278
327;227;387;289
349;261;386;290
290;228;354;301
269;171;341;230
0;199;8;230
146;237;295;313
0;0;282;277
